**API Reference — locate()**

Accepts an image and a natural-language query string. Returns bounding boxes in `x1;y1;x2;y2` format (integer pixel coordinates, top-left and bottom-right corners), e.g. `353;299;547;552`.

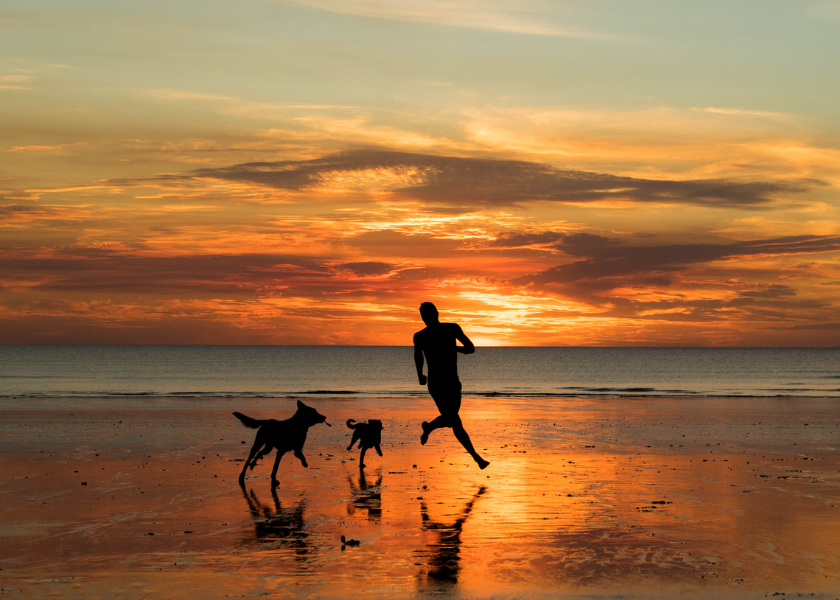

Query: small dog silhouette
234;401;330;486
346;419;383;468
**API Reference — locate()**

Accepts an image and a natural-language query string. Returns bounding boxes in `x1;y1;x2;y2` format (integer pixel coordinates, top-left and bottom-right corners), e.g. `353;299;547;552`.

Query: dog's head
296;400;331;427
368;419;383;431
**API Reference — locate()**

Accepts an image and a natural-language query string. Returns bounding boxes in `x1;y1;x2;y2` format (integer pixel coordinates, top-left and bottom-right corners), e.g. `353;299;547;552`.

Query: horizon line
1;344;837;349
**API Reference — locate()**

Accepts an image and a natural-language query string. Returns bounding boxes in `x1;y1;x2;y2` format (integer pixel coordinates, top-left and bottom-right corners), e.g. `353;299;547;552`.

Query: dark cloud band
188;150;816;209
516;234;840;286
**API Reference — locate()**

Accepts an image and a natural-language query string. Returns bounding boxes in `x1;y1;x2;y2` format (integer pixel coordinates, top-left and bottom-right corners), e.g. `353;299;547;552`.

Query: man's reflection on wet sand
417;486;486;586
239;481;309;563
347;470;383;520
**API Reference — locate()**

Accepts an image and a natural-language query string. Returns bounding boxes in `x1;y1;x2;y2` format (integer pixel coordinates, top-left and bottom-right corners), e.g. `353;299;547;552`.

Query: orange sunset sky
2;0;839;346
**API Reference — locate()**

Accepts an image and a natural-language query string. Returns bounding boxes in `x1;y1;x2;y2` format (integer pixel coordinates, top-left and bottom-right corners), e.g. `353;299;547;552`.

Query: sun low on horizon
2;0;839;347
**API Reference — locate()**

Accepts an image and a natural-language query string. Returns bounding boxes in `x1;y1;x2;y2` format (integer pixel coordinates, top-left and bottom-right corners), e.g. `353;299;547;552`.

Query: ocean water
0;346;838;398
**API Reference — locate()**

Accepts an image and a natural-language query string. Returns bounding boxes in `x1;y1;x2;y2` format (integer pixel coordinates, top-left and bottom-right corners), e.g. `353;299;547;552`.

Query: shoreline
2;392;840;406
4;347;838;403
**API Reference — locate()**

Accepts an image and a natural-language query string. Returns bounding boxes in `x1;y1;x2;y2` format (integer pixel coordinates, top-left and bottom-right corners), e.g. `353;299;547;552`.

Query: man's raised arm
454;325;475;354
413;333;427;385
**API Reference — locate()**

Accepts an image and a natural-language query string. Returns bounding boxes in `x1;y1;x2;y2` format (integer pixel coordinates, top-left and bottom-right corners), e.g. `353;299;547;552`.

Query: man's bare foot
420;421;431;445
477;459;490;470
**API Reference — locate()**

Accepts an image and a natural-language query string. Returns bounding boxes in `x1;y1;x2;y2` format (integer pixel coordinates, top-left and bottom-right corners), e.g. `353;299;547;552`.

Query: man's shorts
428;379;462;417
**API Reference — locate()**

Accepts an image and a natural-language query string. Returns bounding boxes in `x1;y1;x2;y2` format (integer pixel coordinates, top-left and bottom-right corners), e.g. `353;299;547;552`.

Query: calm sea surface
0;346;838;399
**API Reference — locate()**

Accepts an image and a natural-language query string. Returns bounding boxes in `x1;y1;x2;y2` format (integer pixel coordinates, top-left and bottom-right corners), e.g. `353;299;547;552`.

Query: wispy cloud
147;88;357;112
458;106;840;183
693;107;789;118
0;72;33;91
283;0;612;39
9;142;88;153
147;89;239;102
134;95;840;187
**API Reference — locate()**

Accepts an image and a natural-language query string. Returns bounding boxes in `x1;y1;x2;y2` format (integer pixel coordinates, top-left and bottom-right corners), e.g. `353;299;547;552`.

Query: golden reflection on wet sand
0;396;839;598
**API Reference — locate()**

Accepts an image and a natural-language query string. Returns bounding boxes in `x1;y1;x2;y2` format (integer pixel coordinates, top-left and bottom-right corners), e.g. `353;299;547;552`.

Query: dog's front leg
376;443;383;457
270;450;286;487
293;448;308;468
359;446;367;469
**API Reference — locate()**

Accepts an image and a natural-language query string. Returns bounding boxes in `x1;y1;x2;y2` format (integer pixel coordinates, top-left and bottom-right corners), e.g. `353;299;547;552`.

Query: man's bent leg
421;415;449;444
422;386;459;444
451;415;489;469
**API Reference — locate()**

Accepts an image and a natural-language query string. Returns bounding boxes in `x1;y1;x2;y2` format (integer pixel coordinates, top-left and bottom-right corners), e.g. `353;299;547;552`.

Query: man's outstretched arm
454;325;475;354
413;333;427;385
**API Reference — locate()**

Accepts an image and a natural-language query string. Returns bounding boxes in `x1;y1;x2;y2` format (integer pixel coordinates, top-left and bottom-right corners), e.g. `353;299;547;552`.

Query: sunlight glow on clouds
1;0;839;345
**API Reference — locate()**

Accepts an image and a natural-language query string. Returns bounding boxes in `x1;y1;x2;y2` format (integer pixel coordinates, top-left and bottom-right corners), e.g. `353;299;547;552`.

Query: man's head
419;302;439;326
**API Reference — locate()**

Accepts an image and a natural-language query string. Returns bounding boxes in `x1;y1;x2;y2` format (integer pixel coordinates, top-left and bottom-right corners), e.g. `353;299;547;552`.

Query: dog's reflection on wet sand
239;481;309;563
417;486;486;586
347;470;383;520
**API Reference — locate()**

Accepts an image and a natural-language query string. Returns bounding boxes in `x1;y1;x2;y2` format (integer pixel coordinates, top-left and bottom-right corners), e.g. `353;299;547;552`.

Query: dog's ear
297;400;306;410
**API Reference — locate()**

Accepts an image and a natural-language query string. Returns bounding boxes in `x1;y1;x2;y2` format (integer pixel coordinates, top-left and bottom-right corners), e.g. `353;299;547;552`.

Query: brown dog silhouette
234;400;330;486
346;419;383;468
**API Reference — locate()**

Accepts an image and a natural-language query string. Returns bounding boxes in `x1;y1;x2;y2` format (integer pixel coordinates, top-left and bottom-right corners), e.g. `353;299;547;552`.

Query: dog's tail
233;412;264;429
346;419;358;429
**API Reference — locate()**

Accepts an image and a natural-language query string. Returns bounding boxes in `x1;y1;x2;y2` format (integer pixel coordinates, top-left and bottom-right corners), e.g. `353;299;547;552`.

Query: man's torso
414;323;460;386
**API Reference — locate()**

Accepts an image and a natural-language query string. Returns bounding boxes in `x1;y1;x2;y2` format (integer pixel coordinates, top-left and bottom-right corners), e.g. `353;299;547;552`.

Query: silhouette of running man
414;302;489;470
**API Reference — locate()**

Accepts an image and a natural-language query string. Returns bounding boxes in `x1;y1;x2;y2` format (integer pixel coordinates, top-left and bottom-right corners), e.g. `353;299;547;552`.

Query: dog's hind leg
270;450;287;487
240;439;264;483
347;431;359;451
251;445;273;469
359;446;367;469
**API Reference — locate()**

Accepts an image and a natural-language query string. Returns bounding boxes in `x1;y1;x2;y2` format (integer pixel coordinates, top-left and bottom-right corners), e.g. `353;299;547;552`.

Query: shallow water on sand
1;395;839;599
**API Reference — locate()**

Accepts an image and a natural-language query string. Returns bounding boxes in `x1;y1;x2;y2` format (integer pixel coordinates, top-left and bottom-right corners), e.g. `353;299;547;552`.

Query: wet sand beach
1;395;839;599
